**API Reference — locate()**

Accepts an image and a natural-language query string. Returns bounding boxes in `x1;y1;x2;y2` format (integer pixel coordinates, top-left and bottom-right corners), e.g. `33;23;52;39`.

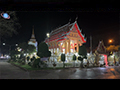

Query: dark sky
4;11;119;48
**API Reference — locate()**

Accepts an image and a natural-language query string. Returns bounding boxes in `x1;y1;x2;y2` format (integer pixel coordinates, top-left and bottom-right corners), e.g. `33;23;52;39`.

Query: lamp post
3;43;5;45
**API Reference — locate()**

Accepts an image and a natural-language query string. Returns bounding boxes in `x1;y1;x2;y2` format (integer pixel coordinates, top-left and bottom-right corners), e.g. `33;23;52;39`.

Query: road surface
1;59;120;79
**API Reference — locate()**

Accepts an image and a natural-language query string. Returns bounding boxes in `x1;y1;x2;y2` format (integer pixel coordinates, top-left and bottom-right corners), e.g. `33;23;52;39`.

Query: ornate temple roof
96;40;108;55
45;19;86;43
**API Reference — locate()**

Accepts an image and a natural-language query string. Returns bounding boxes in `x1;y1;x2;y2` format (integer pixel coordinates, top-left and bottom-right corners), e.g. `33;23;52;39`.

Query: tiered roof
45;20;86;43
96;40;108;54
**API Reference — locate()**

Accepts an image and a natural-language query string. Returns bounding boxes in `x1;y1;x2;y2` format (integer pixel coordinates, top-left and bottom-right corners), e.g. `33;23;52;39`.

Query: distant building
28;26;38;51
45;18;87;62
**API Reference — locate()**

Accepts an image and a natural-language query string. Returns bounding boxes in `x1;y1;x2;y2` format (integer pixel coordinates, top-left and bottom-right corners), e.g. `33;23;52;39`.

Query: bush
21;60;25;65
8;59;12;63
32;58;40;68
28;62;32;66
39;60;48;68
27;56;30;61
17;59;22;63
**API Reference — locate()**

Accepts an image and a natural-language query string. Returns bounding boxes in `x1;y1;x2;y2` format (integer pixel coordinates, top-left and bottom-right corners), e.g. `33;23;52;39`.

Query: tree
61;54;65;68
0;11;21;56
19;42;36;54
72;54;76;67
27;45;36;54
19;42;28;53
37;42;51;58
78;44;87;68
106;45;119;52
9;49;20;61
0;11;21;39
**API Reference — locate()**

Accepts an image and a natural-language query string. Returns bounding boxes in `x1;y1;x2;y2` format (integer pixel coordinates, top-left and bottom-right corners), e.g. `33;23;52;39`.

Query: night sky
4;11;119;49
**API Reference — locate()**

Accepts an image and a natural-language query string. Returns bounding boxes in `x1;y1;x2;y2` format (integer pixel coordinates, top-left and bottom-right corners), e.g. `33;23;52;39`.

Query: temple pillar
68;40;70;53
65;40;67;54
53;42;54;54
77;40;79;52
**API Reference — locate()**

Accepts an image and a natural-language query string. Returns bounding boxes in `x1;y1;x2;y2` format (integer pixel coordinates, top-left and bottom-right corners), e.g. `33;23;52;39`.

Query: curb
11;63;28;72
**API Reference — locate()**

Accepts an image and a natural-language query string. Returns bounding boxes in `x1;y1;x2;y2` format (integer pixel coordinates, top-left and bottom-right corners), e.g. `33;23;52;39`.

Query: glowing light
1;12;10;19
108;39;113;43
3;43;5;45
24;53;26;56
87;53;90;56
46;33;50;37
33;52;36;55
16;44;18;46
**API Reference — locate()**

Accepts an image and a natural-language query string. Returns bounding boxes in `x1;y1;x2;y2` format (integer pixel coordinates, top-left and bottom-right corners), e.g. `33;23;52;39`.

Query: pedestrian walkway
0;61;30;79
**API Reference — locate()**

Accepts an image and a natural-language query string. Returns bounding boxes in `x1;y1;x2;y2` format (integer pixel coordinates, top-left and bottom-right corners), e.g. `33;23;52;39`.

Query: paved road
1;60;120;79
0;60;30;79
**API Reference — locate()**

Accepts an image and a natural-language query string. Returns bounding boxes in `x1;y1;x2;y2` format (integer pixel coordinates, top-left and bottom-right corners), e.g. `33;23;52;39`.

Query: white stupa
28;26;38;51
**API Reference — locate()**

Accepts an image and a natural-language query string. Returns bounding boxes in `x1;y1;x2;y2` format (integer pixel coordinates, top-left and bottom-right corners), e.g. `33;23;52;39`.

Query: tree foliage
78;44;87;68
9;49;20;59
78;45;87;59
61;54;65;68
37;42;51;58
0;11;21;38
19;42;36;54
61;54;65;62
106;45;119;52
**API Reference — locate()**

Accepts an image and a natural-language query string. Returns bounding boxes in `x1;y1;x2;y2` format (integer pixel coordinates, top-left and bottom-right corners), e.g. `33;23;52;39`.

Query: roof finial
31;25;35;39
75;15;78;21
69;18;71;22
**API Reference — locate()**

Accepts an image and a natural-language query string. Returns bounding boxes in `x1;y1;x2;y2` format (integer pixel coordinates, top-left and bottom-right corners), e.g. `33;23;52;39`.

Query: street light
16;44;18;46
46;33;50;38
108;39;113;43
3;43;5;45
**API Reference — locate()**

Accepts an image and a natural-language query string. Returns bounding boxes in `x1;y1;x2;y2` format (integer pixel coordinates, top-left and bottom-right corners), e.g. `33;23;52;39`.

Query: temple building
28;26;38;52
45;18;87;62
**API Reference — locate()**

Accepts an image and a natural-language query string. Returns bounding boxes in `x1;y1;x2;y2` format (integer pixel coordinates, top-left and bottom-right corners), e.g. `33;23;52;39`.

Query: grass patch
10;62;64;71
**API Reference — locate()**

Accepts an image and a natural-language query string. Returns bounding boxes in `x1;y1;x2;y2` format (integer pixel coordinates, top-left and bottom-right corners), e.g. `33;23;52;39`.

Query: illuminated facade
45;19;87;62
28;26;38;51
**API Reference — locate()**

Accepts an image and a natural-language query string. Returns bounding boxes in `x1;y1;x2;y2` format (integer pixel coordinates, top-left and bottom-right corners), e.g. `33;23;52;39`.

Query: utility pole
90;35;92;54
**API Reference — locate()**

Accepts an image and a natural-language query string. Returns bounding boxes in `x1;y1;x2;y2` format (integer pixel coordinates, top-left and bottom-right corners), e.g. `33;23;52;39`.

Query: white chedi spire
31;25;35;39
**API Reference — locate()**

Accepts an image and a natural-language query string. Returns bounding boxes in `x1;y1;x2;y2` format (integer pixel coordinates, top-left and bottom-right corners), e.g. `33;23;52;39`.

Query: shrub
27;56;30;61
61;54;65;68
8;59;12;63
32;58;40;68
28;62;32;66
17;59;22;63
39;60;48;68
